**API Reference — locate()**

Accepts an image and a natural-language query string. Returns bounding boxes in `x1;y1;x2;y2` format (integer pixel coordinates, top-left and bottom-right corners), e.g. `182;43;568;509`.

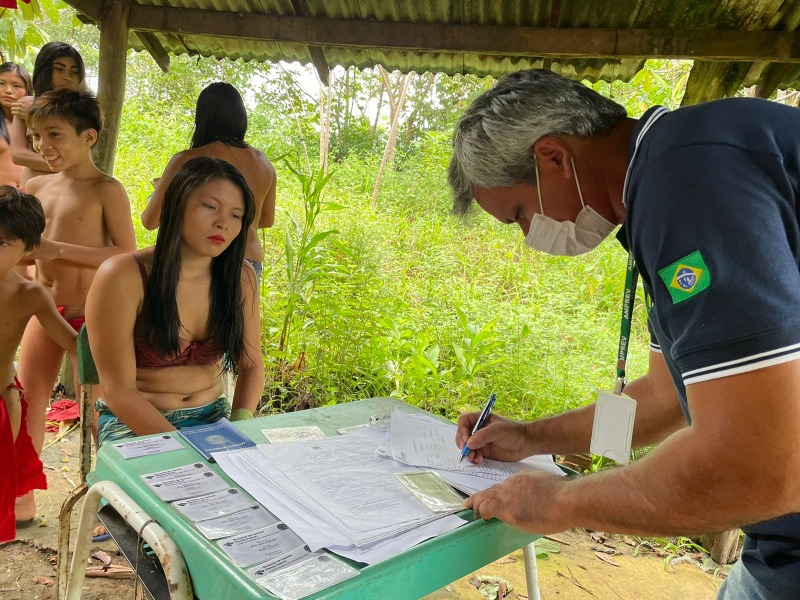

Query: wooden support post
95;0;129;176
701;529;741;565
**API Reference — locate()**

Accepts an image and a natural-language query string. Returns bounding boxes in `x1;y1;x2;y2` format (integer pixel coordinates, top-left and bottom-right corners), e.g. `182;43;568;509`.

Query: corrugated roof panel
113;0;800;93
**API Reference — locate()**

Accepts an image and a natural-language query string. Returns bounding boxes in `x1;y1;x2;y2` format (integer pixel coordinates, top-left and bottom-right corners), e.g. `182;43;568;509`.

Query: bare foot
15;491;36;522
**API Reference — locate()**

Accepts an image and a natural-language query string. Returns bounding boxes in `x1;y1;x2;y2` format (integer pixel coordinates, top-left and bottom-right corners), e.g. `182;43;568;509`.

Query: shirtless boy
10;42;86;186
15;89;136;520
0;186;77;540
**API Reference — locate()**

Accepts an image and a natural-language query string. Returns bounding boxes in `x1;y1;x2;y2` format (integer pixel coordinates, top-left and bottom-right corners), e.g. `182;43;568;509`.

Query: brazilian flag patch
657;250;711;304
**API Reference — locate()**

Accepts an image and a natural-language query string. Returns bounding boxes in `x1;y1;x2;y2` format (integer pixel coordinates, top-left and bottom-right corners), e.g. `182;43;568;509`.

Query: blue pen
459;393;497;463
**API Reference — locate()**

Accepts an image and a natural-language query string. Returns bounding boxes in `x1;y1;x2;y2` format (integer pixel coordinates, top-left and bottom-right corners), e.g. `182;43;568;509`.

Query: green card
657;250;711;304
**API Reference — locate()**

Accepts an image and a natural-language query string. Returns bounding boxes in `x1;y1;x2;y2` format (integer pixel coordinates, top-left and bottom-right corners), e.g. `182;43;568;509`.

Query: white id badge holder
590;391;636;465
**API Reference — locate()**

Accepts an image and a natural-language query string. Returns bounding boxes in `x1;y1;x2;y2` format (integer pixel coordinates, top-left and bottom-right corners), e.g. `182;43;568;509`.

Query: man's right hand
456;412;533;464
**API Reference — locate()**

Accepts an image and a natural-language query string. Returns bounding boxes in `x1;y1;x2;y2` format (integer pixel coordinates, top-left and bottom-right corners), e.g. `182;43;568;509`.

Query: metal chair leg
65;481;193;600
523;541;542;600
55;483;88;599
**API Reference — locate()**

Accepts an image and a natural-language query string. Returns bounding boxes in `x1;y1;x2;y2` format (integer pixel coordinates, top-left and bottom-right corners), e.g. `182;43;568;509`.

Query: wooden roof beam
125;9;800;63
68;0;169;72
136;32;170;72
290;0;330;86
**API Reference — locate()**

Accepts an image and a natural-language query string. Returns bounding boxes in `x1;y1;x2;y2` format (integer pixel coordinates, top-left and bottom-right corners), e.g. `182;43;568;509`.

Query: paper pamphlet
112;435;184;459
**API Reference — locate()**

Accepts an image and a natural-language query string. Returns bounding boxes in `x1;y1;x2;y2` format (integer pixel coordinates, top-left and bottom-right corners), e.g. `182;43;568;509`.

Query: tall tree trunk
404;72;435;146
318;74;332;175
371;67;411;208
371;84;384;139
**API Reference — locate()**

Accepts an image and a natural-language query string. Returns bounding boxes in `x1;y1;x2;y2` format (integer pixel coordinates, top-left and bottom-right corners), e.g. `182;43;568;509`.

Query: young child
10;42;86;186
15;89;136;521
0;63;33;187
0;186;77;541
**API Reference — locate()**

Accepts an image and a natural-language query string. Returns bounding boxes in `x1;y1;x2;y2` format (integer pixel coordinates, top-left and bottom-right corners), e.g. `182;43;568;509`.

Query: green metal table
88;398;541;599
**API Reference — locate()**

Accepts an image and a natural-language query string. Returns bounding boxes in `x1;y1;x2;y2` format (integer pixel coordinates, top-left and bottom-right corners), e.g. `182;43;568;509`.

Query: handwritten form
380;410;565;493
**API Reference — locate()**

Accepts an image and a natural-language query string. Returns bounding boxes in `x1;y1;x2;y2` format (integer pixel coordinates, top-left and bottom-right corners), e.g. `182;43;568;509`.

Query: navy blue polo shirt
623;98;800;597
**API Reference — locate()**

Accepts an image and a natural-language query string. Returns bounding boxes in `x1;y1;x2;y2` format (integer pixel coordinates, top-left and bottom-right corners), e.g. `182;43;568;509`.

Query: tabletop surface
92;398;539;600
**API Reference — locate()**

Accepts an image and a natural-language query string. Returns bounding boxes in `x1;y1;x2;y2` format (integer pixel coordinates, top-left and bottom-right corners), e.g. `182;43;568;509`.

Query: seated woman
86;157;265;446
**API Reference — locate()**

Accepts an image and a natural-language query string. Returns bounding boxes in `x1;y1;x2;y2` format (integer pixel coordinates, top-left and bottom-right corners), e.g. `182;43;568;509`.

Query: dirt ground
1;427;728;599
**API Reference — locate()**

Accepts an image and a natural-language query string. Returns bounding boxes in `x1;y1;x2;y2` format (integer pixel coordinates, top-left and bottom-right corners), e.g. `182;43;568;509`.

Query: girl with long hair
0;63;32;187
10;42;86;184
86;157;265;446
142;82;276;284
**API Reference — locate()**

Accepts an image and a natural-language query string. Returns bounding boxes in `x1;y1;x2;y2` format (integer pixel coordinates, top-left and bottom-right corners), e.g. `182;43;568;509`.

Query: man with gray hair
451;69;800;599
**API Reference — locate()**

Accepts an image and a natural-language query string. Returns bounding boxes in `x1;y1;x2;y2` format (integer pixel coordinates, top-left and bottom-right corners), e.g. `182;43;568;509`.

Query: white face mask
524;157;616;256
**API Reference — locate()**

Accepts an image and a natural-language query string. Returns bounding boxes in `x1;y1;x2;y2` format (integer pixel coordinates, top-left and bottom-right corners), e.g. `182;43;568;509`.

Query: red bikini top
131;253;223;369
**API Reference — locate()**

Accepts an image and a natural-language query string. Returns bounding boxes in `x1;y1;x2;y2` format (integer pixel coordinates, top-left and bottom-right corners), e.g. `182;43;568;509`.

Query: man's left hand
465;470;571;535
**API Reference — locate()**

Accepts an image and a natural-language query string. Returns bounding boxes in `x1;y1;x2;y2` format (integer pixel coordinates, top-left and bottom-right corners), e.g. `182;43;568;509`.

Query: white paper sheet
214;428;466;564
217;523;304;567
140;465;228;501
195;505;279;539
112;435;184;459
171;487;258;522
385;410;565;479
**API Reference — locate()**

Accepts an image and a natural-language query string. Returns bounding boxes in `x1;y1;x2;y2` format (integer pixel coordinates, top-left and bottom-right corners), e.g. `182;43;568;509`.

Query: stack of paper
214;428;465;564
379;410;565;494
140;463;359;599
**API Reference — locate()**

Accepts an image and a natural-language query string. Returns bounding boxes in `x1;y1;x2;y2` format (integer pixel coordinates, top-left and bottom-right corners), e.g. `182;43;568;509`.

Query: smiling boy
14;89;136;521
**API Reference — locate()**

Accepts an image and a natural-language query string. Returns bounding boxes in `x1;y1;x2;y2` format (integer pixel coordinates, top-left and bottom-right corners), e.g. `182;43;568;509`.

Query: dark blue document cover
177;418;256;462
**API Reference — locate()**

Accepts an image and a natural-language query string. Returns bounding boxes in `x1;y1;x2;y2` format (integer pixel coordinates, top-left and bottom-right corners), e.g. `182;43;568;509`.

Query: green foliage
534;539;562;560
16;8;691;426
588;59;692;115
0;0;59;63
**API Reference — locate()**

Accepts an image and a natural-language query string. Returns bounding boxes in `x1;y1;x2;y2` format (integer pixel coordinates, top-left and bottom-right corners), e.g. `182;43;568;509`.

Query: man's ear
532;138;573;180
82;128;98;147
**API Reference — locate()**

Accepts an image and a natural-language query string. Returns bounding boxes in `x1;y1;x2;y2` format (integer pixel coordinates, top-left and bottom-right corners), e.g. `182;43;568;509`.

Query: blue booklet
177;418;256;462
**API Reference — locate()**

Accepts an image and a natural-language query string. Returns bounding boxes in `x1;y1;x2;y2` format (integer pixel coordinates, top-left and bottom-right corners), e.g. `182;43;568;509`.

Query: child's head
0;62;33;104
29;89;101;135
28;90;102;169
32;41;85;97
0;63;32;143
0;186;46;252
191;82;248;149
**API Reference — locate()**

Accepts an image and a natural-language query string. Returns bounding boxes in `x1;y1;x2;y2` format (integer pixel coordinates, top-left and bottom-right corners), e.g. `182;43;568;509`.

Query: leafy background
6;1;785;425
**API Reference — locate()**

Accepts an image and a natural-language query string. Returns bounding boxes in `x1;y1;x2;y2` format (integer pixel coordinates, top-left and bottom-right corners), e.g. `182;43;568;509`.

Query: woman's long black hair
190;82;248;149
136;157;256;374
32;42;85;97
0;62;32;143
